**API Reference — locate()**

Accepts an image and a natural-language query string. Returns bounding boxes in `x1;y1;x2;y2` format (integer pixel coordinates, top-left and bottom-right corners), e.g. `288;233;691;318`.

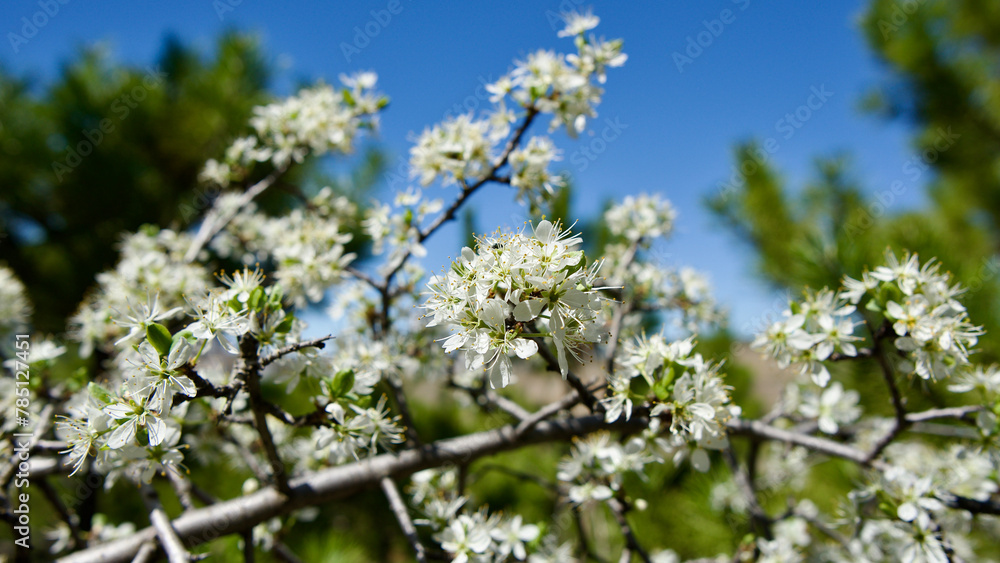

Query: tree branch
184;163;290;263
236;334;291;495
260;335;334;367
59;414;646;563
380;477;428;563
865;320;908;463
606;496;651;563
142;486;191;563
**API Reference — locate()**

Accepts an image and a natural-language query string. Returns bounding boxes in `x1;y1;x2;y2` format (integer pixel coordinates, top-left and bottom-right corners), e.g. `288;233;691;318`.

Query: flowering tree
2;12;999;563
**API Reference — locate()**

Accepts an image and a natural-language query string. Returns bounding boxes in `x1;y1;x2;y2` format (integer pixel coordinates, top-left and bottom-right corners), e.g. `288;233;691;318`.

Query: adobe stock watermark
11;334;34;550
8;0;72;54
715;84;834;202
51;67;167;182
671;0;751;73
843;126;960;239
340;0;411;64
212;0;244;21
569;116;628;172
543;0;588;31
875;0;927;39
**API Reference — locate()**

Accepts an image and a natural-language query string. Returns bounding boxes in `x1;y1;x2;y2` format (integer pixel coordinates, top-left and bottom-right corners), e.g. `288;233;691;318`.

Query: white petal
146;416;166;447
513;299;543;322
512;338;538;360
107;419;136;449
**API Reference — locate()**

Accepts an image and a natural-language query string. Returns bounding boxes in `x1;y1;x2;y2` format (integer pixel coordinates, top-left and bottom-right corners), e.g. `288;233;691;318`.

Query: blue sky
1;0;924;336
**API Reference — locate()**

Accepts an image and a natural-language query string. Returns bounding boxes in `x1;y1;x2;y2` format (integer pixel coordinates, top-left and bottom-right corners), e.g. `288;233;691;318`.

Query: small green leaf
342;88;356;106
268;285;284;307
629;375;651;397
248;287;265;311
172;330;194;347
331;369;355;398
88;382;114;405
147;323;173;357
276;315;295;334
865;299;882;313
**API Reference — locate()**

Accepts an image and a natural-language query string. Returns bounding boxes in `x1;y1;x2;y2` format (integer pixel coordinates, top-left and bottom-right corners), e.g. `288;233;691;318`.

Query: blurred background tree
0;32;384;334
710;0;1000;364
4;0;1000;560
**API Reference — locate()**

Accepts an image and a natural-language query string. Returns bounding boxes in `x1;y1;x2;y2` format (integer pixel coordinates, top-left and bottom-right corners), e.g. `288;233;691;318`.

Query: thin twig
184;163;290;263
38;477;83;549
485;390;531;421
905;406;982;423
604;239;640;374
58;413;648;563
381;106;539;288
236;334;291;495
131;542;159;563
385;375;422;446
273;543;306;563
723;447;771;540
165;470;196;512
473;463;559;492
606;496;651;563
242;530;255;563
260;335;335;367
515;391;582;437
141;486;191;563
865;320;908;463
726;418;888;470
380;477;428;563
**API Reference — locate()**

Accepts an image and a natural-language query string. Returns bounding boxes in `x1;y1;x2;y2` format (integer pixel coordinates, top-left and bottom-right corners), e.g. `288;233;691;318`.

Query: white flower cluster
411;114;499;188
949;365;1000;459
856;251;983;380
70;228;208;358
604;193;676;243
784;381;861;434
423;220;604;387
218;188;358;307
600;195;721;334
363;187;443;268
200;72;386;186
508;13;626;136
409;12;624;207
408;468;543;562
507;137;564;208
757;513;814;563
0;265;30;342
711;444;813;513
601;334;733;471
555;416;717;505
753;288;861;387
557;431;651;505
56;270;297;479
757;251;985;387
313;395;405;463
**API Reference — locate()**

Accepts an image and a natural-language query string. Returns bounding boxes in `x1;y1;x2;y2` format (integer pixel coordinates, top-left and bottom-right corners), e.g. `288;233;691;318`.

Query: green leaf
342;88;356;106
331;369;355;398
172;330;194;347
276;314;295;334
147;323;173;357
88;382;114;405
248;287;265;311
865;298;882;313
629;375;651;397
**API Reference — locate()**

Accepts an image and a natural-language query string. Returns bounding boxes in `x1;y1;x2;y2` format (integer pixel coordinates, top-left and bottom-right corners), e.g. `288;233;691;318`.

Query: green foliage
0;33;272;332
